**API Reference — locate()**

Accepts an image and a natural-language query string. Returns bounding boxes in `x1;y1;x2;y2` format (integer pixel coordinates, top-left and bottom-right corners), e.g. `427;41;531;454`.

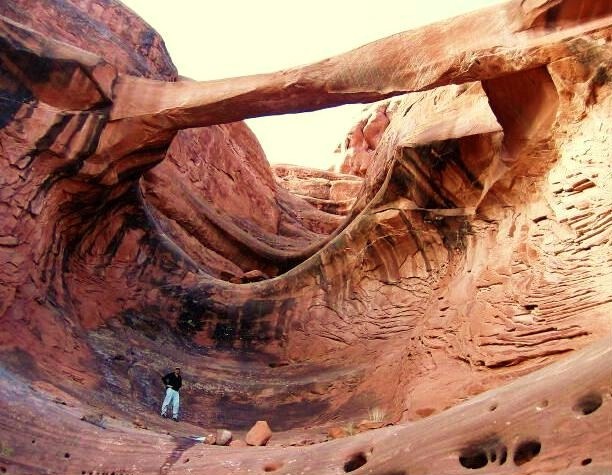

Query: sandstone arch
0;0;610;473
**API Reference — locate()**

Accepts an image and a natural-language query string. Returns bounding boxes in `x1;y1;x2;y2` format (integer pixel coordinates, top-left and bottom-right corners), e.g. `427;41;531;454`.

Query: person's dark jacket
162;372;182;391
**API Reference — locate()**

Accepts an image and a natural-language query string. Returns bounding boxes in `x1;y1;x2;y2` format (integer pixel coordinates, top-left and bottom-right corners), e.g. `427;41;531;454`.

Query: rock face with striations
0;0;610;474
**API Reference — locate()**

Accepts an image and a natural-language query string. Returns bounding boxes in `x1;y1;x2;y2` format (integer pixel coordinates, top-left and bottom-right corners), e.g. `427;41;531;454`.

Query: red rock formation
339;101;396;177
0;0;610;473
245;420;273;446
273;164;363;215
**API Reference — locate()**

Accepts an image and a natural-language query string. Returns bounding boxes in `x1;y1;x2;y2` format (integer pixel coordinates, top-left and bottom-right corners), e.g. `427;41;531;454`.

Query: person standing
161;367;182;421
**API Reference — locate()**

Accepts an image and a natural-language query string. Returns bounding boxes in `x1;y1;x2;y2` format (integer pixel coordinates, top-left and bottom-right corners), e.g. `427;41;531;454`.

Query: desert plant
344;421;356;436
367;406;386;423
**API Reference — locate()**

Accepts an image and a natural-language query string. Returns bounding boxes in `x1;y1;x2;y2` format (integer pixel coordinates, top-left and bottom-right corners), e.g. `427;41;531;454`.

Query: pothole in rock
459;437;508;470
513;440;541;466
573;393;603;416
263;461;284;472
344;452;368;472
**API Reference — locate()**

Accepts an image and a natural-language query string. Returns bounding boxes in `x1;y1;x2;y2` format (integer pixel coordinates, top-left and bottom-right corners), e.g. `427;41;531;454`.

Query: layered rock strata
0;0;610;473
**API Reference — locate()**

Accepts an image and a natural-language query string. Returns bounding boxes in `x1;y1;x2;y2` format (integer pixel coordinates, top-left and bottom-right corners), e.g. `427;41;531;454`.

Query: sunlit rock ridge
0;0;610;473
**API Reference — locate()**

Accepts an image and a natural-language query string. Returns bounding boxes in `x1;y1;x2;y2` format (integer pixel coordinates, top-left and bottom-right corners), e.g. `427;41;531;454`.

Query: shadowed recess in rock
0;0;611;473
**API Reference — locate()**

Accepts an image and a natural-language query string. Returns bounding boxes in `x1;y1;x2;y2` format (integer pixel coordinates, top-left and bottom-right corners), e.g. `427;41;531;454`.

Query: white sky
121;0;505;169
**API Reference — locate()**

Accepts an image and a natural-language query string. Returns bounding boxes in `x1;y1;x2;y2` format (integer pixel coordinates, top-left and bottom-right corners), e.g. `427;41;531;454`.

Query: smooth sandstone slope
0;0;611;473
1;340;608;474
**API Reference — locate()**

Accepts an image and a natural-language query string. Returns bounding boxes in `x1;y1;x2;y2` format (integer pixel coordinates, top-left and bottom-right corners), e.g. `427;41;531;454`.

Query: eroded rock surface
0;0;610;474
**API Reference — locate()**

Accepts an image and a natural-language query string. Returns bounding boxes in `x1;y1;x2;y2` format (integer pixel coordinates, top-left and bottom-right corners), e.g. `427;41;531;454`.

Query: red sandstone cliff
0;0;610;474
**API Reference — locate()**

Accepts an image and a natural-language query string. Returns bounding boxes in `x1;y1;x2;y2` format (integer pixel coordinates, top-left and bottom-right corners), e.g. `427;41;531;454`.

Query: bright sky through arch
121;0;506;170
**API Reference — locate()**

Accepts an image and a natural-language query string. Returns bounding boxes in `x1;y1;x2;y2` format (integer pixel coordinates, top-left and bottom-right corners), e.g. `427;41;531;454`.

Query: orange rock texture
0;0;610;474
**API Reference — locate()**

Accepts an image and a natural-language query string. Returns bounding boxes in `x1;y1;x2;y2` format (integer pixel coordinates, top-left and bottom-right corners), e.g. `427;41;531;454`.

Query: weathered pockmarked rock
0;0;610;473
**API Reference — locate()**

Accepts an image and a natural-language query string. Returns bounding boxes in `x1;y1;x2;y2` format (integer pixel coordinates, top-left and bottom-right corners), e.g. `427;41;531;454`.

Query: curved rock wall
0;0;610;473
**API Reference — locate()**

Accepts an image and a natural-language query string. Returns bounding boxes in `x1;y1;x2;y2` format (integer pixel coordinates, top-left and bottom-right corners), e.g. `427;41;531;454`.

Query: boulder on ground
327;426;347;439
245;421;272;446
216;429;232;446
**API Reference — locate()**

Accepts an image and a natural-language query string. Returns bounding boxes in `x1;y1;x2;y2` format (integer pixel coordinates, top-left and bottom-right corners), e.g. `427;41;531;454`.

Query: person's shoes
172;417;179;422
161;413;167;418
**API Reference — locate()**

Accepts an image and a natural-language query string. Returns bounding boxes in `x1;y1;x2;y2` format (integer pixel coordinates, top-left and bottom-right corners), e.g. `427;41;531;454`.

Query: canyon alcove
0;0;611;474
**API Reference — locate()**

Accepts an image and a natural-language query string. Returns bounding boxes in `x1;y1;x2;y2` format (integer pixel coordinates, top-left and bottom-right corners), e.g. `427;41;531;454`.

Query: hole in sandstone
64;452;71;458
344;452;367;472
574;393;602;415
513;440;541;466
537;400;549;410
581;458;592;466
460;437;507;469
482;67;559;159
263;461;283;472
489;403;497;411
459;450;488;469
1;467;6;473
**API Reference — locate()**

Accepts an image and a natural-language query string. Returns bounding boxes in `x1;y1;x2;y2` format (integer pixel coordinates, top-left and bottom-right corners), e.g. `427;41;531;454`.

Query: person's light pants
161;387;180;418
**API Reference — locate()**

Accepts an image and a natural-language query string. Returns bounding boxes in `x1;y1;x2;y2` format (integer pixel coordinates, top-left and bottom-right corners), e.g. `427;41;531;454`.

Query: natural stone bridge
0;0;610;473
